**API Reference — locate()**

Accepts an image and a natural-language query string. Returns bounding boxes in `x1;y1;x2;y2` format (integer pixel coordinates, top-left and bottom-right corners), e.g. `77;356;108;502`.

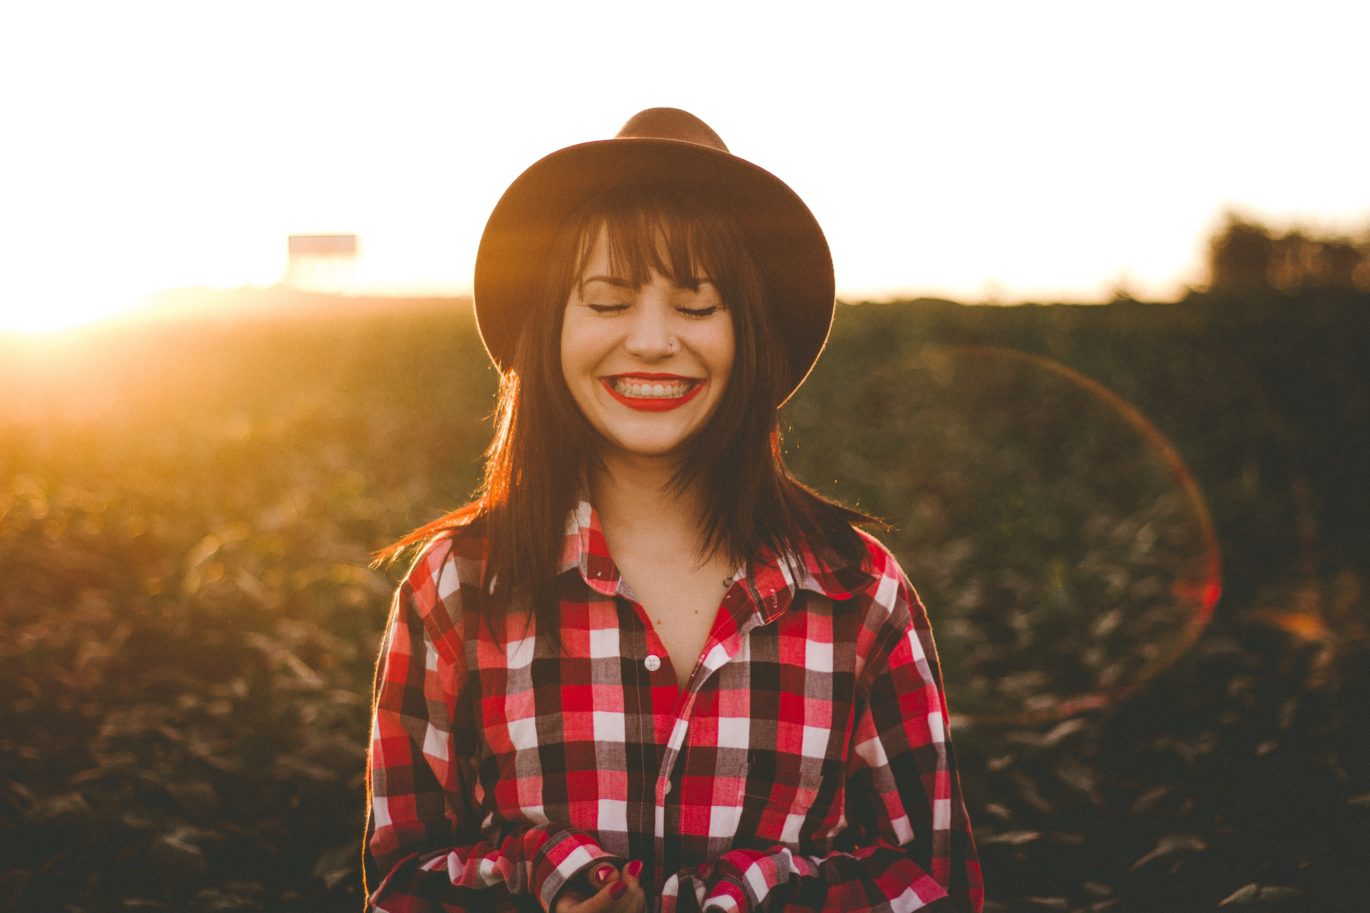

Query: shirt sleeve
659;578;984;913
366;549;620;912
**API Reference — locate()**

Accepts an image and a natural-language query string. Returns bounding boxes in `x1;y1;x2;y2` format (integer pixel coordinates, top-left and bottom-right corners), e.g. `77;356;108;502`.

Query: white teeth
613;378;693;398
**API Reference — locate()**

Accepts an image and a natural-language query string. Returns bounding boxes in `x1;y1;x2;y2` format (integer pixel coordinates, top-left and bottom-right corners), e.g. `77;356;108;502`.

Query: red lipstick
601;375;704;412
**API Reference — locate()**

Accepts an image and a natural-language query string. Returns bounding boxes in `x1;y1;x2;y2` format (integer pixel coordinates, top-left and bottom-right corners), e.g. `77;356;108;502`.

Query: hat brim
473;137;834;404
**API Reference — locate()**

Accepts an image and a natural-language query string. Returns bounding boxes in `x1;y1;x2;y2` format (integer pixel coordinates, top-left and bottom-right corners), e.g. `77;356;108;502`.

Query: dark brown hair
377;185;871;632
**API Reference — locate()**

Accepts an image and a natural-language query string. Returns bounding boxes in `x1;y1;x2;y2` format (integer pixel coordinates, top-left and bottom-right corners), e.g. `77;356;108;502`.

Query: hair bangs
571;188;722;293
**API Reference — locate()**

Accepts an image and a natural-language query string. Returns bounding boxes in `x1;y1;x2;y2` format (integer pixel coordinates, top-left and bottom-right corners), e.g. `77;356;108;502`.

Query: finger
553;864;619;913
616;860;645;913
563;874;631;913
605;878;647;913
554;885;597;913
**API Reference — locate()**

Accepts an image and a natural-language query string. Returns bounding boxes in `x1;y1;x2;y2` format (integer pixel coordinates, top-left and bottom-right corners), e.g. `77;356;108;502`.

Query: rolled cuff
534;827;623;913
660;864;752;913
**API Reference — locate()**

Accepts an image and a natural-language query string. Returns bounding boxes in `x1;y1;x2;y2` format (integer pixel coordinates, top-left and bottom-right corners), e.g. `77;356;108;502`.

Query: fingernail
610;882;628;899
594;865;614;884
625;860;643;878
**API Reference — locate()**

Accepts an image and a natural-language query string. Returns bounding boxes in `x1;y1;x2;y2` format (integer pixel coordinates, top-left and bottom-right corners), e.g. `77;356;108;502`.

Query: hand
553;859;646;913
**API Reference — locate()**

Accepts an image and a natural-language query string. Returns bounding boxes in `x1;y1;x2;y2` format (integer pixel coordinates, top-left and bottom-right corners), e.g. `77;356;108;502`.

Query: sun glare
0;275;152;335
1;1;1364;329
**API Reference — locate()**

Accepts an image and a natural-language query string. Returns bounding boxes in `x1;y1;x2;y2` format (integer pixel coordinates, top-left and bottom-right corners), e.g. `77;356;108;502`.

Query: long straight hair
378;186;872;635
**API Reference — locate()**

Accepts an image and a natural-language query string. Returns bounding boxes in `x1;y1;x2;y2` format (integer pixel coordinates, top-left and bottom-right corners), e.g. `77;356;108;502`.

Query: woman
366;108;983;913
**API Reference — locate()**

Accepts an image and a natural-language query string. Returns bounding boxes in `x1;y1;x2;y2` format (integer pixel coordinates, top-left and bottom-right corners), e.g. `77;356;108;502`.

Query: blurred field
2;291;1367;912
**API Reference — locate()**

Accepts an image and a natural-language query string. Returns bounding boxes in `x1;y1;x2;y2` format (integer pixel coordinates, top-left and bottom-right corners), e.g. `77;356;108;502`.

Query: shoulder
841;528;938;672
848;527;916;608
394;515;489;658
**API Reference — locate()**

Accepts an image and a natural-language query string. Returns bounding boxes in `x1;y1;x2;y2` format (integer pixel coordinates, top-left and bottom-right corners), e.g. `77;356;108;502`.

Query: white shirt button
644;654;662;672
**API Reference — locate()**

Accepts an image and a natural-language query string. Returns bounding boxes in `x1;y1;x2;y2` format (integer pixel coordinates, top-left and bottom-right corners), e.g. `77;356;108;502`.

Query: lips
601;374;704;412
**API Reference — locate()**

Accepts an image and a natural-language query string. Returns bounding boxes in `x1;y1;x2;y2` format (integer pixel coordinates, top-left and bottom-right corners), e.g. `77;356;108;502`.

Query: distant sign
288;234;358;255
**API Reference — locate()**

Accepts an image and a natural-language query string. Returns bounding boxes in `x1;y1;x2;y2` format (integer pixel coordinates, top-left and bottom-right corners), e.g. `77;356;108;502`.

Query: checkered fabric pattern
367;501;983;912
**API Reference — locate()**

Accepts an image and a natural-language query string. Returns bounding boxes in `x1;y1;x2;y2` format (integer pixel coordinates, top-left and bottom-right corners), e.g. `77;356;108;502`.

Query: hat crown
616;107;730;153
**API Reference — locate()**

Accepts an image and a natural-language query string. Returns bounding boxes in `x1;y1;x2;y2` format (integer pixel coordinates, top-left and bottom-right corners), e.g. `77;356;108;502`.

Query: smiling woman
365;108;983;913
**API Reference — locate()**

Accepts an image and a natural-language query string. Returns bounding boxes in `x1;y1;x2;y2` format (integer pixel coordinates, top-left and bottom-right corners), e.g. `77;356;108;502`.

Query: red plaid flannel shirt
367;502;983;912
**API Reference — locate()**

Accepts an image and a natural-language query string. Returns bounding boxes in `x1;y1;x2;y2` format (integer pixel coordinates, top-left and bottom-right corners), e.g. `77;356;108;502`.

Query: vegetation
1;286;1367;912
1206;213;1370;294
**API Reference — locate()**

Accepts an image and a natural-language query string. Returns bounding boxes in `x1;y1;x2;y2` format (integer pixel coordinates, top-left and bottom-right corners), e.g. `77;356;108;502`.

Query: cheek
559;316;603;414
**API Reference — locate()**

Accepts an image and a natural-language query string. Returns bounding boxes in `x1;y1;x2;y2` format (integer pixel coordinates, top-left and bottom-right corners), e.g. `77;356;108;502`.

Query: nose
622;294;675;361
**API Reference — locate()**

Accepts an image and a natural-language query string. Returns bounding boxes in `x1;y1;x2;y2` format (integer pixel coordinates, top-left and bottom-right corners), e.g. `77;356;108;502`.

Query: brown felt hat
473;107;835;403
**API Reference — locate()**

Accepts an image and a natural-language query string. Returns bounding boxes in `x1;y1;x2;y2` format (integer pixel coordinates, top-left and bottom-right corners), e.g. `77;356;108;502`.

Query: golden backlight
2;282;148;334
2;1;1366;333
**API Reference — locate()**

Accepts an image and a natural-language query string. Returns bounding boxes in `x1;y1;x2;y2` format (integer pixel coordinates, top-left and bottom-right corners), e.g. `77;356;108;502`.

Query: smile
602;375;704;411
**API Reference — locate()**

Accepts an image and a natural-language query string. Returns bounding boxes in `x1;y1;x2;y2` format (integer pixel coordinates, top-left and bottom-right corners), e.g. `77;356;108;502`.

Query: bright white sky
2;0;1367;330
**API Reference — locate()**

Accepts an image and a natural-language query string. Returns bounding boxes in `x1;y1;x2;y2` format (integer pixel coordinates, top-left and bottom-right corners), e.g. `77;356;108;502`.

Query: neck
589;453;712;561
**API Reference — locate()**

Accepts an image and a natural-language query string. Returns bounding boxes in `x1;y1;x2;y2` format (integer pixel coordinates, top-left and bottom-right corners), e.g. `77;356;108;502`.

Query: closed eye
677;305;720;318
588;303;630;314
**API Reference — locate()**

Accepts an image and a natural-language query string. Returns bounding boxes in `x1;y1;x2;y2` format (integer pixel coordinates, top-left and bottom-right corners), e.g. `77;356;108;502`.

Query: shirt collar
558;499;874;615
559;500;624;598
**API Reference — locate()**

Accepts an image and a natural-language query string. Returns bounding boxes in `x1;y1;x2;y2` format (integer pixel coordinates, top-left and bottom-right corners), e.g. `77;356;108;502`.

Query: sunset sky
2;0;1367;331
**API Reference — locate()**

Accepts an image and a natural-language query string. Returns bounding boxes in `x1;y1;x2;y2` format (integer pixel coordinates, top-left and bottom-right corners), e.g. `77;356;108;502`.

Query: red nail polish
610;882;628;899
594;865;613;884
626;860;643;878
